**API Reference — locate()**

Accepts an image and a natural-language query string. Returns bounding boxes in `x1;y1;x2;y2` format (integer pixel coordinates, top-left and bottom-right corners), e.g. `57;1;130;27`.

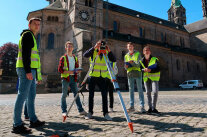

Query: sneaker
109;107;114;112
12;124;32;134
147;108;152;114
85;112;93;120
104;113;112;121
140;107;146;113
152;109;160;114
29;120;45;128
127;107;135;112
79;110;87;116
62;112;67;116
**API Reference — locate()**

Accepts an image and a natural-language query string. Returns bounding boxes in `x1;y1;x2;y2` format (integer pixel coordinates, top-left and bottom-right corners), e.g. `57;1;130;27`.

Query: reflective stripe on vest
16;31;39;68
61;55;77;78
89;50;108;78
37;57;42;81
142;57;160;82
124;52;141;73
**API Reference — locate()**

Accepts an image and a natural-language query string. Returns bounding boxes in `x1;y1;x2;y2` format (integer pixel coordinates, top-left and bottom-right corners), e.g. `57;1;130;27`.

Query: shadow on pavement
132;118;204;133
33;122;102;137
161;112;207;118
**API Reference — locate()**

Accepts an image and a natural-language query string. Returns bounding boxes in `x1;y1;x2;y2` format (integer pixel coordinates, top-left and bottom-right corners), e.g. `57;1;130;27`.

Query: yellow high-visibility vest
61;55;78;78
16;31;39;68
89;50;108;78
140;57;160;82
124;52;141;73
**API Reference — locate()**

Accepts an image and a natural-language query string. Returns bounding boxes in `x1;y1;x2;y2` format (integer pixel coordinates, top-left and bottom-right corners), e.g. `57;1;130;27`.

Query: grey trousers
144;79;159;110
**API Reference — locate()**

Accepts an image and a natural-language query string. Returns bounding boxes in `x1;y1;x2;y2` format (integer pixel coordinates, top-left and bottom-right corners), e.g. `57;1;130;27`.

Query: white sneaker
62;113;67;117
104;113;112;121
140;107;146;113
109;108;114;112
85;112;93;120
79;110;87;116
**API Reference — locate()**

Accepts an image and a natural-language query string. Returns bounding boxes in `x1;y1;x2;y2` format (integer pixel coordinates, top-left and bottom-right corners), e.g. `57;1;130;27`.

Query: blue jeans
24;102;29;118
128;77;145;108
13;68;37;127
61;77;84;113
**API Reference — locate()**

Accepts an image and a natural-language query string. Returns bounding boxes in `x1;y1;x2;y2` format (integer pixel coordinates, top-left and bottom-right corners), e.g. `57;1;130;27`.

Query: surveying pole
98;48;134;133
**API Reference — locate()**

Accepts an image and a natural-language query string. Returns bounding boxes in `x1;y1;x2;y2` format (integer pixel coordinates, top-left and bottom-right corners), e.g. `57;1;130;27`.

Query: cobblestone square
0;90;207;137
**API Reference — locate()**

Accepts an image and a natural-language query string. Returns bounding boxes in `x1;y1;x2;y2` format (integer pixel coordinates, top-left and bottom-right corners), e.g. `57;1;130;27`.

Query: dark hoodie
20;29;35;73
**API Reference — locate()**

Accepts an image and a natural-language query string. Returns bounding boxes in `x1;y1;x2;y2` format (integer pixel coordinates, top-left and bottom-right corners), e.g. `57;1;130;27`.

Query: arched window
70;0;73;7
55;16;58;22
47;16;51;21
36;33;41;49
197;64;200;73
187;61;190;72
176;59;180;71
89;0;93;7
122;51;126;60
47;33;55;49
85;0;93;7
85;0;88;6
161;32;164;42
139;27;143;37
113;21;118;32
51;16;55;21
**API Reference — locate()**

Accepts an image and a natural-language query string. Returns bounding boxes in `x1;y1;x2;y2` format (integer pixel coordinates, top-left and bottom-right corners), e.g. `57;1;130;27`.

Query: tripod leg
103;54;133;133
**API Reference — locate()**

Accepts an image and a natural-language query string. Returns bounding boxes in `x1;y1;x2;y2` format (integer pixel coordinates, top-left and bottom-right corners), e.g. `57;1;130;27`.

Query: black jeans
106;78;114;108
88;77;108;116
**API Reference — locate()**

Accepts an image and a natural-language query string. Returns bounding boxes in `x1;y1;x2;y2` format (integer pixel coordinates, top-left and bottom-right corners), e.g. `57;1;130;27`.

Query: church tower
168;0;186;25
202;0;207;18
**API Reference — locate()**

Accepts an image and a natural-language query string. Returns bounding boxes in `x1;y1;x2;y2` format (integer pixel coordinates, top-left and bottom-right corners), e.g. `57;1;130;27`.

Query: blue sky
0;0;203;47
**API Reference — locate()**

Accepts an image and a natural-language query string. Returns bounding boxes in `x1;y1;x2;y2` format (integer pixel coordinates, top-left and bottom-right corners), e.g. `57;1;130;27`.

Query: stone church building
27;0;207;89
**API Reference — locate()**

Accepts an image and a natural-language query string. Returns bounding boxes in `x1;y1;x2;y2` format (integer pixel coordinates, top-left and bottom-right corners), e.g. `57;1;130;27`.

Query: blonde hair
65;41;73;48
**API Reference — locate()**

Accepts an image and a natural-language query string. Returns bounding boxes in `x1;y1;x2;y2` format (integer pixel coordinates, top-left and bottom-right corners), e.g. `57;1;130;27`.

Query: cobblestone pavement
0;90;207;137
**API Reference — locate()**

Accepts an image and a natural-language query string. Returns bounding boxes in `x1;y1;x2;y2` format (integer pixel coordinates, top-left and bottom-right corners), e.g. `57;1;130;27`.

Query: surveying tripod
63;48;134;133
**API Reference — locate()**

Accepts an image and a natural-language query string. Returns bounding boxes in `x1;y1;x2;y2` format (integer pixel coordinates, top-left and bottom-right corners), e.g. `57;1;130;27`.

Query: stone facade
27;0;207;89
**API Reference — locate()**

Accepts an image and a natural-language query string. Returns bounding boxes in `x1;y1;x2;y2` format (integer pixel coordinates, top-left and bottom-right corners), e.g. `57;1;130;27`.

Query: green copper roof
171;0;181;7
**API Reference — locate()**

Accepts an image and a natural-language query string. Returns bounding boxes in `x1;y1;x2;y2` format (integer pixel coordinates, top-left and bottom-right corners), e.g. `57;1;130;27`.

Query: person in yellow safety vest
124;42;146;113
140;45;161;114
83;40;116;120
12;17;45;134
58;41;87;116
106;62;118;112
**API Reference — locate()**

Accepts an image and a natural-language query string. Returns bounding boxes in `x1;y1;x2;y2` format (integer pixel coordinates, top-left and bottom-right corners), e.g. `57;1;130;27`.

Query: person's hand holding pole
94;41;101;49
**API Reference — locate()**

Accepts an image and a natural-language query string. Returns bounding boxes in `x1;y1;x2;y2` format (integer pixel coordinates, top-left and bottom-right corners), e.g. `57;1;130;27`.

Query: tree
0;42;18;77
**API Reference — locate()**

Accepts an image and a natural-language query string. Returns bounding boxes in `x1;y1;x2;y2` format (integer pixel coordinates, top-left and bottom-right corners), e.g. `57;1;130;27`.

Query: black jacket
20;29;35;73
83;47;116;62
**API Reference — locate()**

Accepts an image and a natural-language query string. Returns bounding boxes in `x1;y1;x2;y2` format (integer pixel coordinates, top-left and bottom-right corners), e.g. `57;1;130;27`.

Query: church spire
202;0;207;18
171;0;181;8
168;0;186;25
